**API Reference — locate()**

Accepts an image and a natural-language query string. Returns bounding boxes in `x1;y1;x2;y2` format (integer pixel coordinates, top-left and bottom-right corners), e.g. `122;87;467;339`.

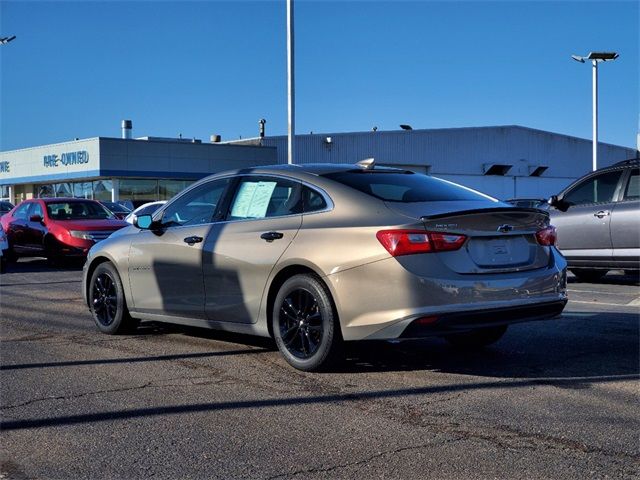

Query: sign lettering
43;151;90;168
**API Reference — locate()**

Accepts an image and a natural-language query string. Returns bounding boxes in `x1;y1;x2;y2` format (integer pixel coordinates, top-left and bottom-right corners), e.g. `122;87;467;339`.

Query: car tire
272;274;343;371
89;262;139;334
570;268;608;282
5;247;18;263
444;325;508;349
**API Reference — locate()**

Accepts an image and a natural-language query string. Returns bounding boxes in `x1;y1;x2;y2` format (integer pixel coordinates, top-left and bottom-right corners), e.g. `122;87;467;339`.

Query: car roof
40;197;99;203
236;163;409;177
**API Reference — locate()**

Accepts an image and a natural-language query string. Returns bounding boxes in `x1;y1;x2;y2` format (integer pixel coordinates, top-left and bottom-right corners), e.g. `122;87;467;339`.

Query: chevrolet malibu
83;162;567;371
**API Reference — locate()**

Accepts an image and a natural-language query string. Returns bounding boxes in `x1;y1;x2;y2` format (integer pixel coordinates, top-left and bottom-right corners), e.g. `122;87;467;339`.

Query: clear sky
0;0;638;151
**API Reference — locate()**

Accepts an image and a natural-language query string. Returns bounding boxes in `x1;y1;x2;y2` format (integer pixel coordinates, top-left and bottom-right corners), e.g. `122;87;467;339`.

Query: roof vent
483;164;512;176
357;158;376;170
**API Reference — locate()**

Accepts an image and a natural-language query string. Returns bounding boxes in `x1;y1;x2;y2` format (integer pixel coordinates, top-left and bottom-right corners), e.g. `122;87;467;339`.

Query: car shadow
568;270;640;286
339;311;639;379
4;257;84;273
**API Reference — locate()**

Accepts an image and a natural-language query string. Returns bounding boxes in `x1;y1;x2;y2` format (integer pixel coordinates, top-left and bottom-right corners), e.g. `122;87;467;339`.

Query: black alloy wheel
279;288;324;359
273;274;342;371
89;262;138;334
92;271;118;326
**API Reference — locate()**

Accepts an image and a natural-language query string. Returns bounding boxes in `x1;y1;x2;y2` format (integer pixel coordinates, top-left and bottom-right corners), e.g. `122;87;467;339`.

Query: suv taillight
376;230;467;257
535;226;557;246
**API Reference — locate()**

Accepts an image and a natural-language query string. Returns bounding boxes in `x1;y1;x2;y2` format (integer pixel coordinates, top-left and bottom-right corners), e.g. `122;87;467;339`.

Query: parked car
83;162;567;371
1;198;129;264
505;198;548;210
0;201;14;216
124;201;167;224
0;227;8;273
549;158;639;281
119;199;154;211
99;201;132;220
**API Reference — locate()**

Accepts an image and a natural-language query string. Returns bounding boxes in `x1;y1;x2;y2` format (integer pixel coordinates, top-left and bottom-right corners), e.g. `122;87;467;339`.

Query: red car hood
53;219;129;231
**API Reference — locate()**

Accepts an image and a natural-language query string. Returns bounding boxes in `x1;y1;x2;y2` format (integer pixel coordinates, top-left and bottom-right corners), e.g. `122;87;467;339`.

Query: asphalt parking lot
1;259;638;479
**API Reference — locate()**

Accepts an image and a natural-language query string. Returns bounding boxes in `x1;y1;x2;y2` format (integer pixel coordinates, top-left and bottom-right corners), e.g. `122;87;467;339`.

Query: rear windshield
323;171;495;202
46;201;113;220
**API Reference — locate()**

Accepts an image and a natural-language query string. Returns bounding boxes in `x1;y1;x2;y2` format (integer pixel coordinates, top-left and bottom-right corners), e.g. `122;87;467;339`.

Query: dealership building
232;125;638;200
0;127;277;205
0;123;636;205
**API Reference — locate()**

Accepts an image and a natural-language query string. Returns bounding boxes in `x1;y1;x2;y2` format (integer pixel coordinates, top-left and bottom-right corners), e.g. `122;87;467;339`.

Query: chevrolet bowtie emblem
497;224;514;233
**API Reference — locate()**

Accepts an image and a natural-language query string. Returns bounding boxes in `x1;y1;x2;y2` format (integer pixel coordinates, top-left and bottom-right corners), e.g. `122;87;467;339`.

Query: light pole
571;51;619;171
286;0;295;165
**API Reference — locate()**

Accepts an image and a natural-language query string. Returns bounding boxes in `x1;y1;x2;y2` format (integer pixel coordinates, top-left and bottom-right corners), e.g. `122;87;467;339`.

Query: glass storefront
8;177;194;205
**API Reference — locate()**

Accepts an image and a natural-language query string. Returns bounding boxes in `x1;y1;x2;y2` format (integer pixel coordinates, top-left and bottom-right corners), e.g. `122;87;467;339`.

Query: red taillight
535;225;557;246
376;230;467;257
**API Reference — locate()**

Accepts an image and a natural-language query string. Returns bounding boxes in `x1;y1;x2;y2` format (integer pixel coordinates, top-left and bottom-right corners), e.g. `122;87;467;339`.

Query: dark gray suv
549;158;639;281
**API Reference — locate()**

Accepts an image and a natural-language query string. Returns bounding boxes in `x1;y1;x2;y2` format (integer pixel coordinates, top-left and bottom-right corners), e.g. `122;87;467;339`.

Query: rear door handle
260;231;284;242
183;235;203;245
594;210;610;219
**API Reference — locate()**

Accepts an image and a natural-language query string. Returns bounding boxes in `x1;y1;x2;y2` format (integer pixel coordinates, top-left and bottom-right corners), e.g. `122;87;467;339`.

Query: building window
158;179;191;200
55;183;73;197
93;179;113;201
119;179;158;202
73;182;93;199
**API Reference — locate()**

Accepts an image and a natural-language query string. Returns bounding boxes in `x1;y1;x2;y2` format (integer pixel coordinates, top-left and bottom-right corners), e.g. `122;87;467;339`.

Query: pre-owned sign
44;151;90;168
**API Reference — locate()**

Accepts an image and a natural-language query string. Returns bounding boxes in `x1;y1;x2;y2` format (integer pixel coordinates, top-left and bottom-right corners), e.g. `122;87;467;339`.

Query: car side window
563;170;623;206
29;202;44;219
161;178;230;228
622;169;639;201
303;186;328;213
227;177;302;221
13;203;30;220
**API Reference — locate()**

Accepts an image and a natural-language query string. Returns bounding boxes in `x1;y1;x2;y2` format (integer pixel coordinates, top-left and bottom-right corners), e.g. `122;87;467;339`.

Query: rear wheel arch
265;265;337;339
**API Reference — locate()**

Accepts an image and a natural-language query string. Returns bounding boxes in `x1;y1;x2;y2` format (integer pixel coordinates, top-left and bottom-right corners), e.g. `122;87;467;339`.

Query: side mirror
135;214;153;229
29;214;43;223
548;195;569;212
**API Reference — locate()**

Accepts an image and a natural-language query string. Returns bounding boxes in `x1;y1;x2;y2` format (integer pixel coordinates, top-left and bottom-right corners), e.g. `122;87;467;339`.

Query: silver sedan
83;162;567;371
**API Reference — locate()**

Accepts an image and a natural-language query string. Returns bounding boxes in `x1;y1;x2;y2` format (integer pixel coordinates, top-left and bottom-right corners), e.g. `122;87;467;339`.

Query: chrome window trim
148;173;334;230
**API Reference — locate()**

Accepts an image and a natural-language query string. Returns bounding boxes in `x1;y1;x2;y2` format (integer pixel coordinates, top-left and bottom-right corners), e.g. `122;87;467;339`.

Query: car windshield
46;201;113;220
0;201;13;213
323;171;495;202
102;202;130;213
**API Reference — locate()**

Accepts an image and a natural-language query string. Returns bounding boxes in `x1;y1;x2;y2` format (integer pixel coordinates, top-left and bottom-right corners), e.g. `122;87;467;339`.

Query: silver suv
549;158;639;281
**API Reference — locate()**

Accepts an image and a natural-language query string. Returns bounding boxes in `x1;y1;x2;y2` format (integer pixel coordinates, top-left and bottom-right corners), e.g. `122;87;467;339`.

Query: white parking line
568;299;640;307
567;288;631;295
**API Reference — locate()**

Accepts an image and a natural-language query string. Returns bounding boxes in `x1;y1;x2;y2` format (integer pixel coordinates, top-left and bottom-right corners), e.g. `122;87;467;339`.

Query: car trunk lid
386;202;552;273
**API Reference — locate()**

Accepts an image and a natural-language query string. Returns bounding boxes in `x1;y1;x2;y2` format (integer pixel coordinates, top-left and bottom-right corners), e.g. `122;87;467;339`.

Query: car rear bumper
326;247;568;341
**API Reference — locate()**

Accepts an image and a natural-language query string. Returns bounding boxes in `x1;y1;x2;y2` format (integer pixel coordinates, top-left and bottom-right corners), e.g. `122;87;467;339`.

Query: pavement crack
0;375;220;410
263;438;463;479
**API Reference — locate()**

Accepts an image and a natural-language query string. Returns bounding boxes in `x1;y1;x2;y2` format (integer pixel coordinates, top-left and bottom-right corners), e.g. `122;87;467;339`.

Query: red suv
1;198;129;263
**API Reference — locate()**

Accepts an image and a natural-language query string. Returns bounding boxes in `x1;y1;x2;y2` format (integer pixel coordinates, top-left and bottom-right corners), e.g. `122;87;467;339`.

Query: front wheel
272;274;343;371
444;325;508;349
89;262;138;334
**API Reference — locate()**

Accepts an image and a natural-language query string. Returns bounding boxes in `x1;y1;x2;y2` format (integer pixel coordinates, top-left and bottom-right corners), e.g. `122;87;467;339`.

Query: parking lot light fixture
0;35;17;45
571;51;619;172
